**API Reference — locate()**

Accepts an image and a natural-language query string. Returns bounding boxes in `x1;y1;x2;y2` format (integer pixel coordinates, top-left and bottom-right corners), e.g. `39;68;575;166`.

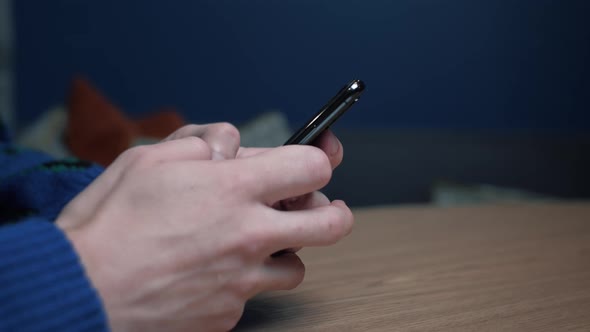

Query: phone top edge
348;79;366;93
283;79;366;145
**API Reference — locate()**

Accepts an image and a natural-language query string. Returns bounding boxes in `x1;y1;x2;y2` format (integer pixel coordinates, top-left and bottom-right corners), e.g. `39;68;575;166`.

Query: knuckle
208;123;241;158
120;145;153;167
181;124;201;133
182;134;203;145
182;136;212;159
213;122;241;141
168;124;197;140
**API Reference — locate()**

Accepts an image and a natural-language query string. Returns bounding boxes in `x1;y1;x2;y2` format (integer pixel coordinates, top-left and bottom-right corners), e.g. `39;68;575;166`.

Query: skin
56;123;353;332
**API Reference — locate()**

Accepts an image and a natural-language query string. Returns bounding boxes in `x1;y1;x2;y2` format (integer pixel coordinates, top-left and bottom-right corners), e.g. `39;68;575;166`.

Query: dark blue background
13;1;590;130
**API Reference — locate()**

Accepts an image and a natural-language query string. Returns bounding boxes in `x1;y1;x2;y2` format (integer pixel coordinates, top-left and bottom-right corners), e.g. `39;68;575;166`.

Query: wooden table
235;202;590;331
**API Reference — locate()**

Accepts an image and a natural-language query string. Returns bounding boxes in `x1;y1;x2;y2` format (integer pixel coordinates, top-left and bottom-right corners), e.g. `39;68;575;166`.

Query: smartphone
283;79;365;145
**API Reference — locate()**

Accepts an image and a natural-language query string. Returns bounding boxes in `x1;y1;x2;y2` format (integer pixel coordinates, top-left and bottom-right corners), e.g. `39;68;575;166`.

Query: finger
165;123;240;160
235;145;333;203
259;253;306;292
265;200;354;250
312;130;343;169
236;147;271;159
272;191;331;255
238;131;343;170
278;191;331;211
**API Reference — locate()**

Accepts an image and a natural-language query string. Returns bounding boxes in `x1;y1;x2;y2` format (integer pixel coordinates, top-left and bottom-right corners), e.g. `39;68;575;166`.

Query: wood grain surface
235;202;590;331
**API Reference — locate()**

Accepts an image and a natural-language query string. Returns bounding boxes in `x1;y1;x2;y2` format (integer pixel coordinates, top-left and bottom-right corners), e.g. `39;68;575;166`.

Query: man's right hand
57;137;354;332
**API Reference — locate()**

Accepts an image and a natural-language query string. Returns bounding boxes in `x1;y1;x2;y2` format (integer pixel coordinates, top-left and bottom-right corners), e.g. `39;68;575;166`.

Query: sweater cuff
0;219;108;331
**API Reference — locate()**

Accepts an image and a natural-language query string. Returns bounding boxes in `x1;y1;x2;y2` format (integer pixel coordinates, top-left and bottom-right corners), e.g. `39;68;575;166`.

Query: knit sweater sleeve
0;218;109;331
0;128;110;330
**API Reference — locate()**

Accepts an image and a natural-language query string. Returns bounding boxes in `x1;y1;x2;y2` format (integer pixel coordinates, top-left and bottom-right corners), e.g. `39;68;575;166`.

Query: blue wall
14;1;590;130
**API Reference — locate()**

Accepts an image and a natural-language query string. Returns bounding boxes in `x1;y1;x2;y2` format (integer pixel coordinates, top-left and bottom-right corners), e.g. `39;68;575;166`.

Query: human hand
56;123;241;229
57;122;343;230
166;123;345;213
163;123;345;237
57;138;353;332
164;122;344;168
162;122;242;161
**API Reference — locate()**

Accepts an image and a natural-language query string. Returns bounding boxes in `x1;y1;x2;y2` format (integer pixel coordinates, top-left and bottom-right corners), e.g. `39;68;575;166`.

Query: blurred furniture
324;129;590;206
237;202;590;331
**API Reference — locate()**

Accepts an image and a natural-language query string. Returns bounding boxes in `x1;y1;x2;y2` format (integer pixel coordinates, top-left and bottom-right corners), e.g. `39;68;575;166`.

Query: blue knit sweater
0;126;109;331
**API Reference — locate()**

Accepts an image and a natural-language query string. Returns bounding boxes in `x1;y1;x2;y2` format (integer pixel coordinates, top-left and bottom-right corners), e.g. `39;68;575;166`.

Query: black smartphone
284;79;365;145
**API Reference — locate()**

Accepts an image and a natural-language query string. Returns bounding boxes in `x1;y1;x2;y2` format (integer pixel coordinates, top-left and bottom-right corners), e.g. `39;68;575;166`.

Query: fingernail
328;137;340;156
